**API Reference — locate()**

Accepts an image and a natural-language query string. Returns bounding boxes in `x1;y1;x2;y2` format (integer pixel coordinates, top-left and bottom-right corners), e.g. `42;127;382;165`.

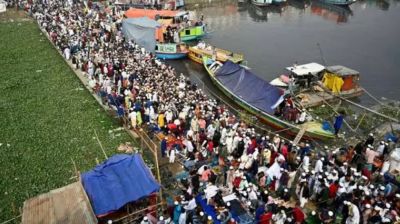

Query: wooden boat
125;8;206;42
251;0;273;6
320;0;356;6
203;57;335;140
270;63;364;108
188;43;244;64
155;43;188;60
179;24;206;42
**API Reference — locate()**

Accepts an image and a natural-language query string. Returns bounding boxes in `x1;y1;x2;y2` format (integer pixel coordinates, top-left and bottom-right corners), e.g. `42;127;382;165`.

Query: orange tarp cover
125;8;179;19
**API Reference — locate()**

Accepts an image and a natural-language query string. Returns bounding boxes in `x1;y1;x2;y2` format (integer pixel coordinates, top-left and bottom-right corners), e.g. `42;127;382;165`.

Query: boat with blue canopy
203;57;335;140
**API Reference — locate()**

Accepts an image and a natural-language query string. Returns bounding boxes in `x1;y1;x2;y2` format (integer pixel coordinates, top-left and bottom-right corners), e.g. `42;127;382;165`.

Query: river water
174;0;400;104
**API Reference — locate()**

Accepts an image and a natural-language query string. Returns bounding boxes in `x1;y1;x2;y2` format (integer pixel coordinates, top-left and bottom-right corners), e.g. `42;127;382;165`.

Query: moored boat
124;8;206;42
319;0;356;6
270;62;364;108
179;24;206;42
203;57;335;140
188;42;244;64
251;0;273;6
155;43;188;60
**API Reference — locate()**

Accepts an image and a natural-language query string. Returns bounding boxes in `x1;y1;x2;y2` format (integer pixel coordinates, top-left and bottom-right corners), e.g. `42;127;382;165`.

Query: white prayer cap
369;185;375;189
365;204;371;209
364;191;370;196
343;201;349;205
107;220;113;224
396;193;400;198
174;201;179;205
328;211;334;217
379;186;385;191
321;157;325;161
143;217;148;221
311;211;316;216
208;216;212;220
247;201;251;206
227;202;231;207
369;133;373;136
200;212;204;216
230;166;234;170
306;143;310;147
386;203;391;209
324;146;329;149
284;188;288;192
217;215;221;220
159;216;164;221
374;206;381;211
361;175;368;180
367;144;373;148
264;190;268;194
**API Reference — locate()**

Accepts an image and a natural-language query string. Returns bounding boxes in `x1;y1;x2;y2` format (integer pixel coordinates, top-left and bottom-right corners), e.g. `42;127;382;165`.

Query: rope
310;88;357;132
361;87;385;106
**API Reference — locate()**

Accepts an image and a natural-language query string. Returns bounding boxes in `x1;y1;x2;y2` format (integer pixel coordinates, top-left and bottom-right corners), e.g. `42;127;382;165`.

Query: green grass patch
0;16;133;221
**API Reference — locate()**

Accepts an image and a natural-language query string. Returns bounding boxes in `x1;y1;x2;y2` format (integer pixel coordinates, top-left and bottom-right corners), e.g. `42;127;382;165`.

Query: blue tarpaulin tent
215;61;283;114
82;154;160;216
122;17;160;53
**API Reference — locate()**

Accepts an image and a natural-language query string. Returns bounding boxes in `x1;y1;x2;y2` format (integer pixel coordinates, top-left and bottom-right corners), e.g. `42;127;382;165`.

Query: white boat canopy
286;62;325;76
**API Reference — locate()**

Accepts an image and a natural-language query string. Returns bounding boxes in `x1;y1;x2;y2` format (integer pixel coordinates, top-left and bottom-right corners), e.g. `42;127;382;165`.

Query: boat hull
203;58;335;140
320;0;356;5
188;46;244;64
251;0;272;6
155;52;188;60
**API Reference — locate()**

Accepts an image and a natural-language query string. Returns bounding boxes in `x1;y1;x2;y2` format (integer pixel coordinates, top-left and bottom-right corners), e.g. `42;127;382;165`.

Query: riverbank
0;13;134;221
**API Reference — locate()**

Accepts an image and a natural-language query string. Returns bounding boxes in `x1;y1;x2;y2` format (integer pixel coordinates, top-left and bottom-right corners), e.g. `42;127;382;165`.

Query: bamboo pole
336;95;399;123
94;129;108;160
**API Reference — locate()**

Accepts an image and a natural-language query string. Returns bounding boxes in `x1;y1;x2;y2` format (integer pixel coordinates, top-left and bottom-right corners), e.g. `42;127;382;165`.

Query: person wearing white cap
365;146;379;166
345;201;360;224
298;180;310;208
314;157;324;174
140;216;149;224
362;204;372;223
157;216;165;224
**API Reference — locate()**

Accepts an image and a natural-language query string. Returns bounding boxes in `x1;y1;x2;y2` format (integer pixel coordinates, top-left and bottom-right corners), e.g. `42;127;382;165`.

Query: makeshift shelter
326;65;360;91
82;154;161;217
22;182;97;224
122;17;161;53
0;0;6;13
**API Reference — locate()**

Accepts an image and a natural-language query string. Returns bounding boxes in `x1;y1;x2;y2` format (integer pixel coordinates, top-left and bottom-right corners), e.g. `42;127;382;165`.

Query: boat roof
326;65;359;76
286;62;325;76
125;8;183;19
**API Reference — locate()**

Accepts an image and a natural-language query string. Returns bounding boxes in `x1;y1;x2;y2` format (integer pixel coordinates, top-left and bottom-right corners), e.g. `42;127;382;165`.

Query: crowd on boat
23;0;400;223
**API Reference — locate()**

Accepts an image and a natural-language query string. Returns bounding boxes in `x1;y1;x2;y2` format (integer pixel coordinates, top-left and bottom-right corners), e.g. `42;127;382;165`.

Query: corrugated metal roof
286;62;326;76
22;181;97;224
326;65;359;76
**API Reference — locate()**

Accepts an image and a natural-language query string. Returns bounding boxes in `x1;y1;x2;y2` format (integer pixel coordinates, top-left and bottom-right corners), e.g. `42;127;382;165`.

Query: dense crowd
23;0;400;223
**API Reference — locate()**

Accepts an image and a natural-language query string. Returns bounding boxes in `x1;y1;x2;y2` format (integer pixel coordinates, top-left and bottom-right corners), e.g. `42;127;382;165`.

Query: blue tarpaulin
122;17;160;53
82;154;160;216
215;61;283;114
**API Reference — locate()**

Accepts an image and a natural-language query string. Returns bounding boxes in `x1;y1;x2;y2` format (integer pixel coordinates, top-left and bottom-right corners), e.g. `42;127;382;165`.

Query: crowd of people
22;0;400;223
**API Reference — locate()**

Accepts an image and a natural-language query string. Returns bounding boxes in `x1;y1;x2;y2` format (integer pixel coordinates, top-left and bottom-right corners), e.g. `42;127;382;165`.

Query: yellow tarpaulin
322;72;344;93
